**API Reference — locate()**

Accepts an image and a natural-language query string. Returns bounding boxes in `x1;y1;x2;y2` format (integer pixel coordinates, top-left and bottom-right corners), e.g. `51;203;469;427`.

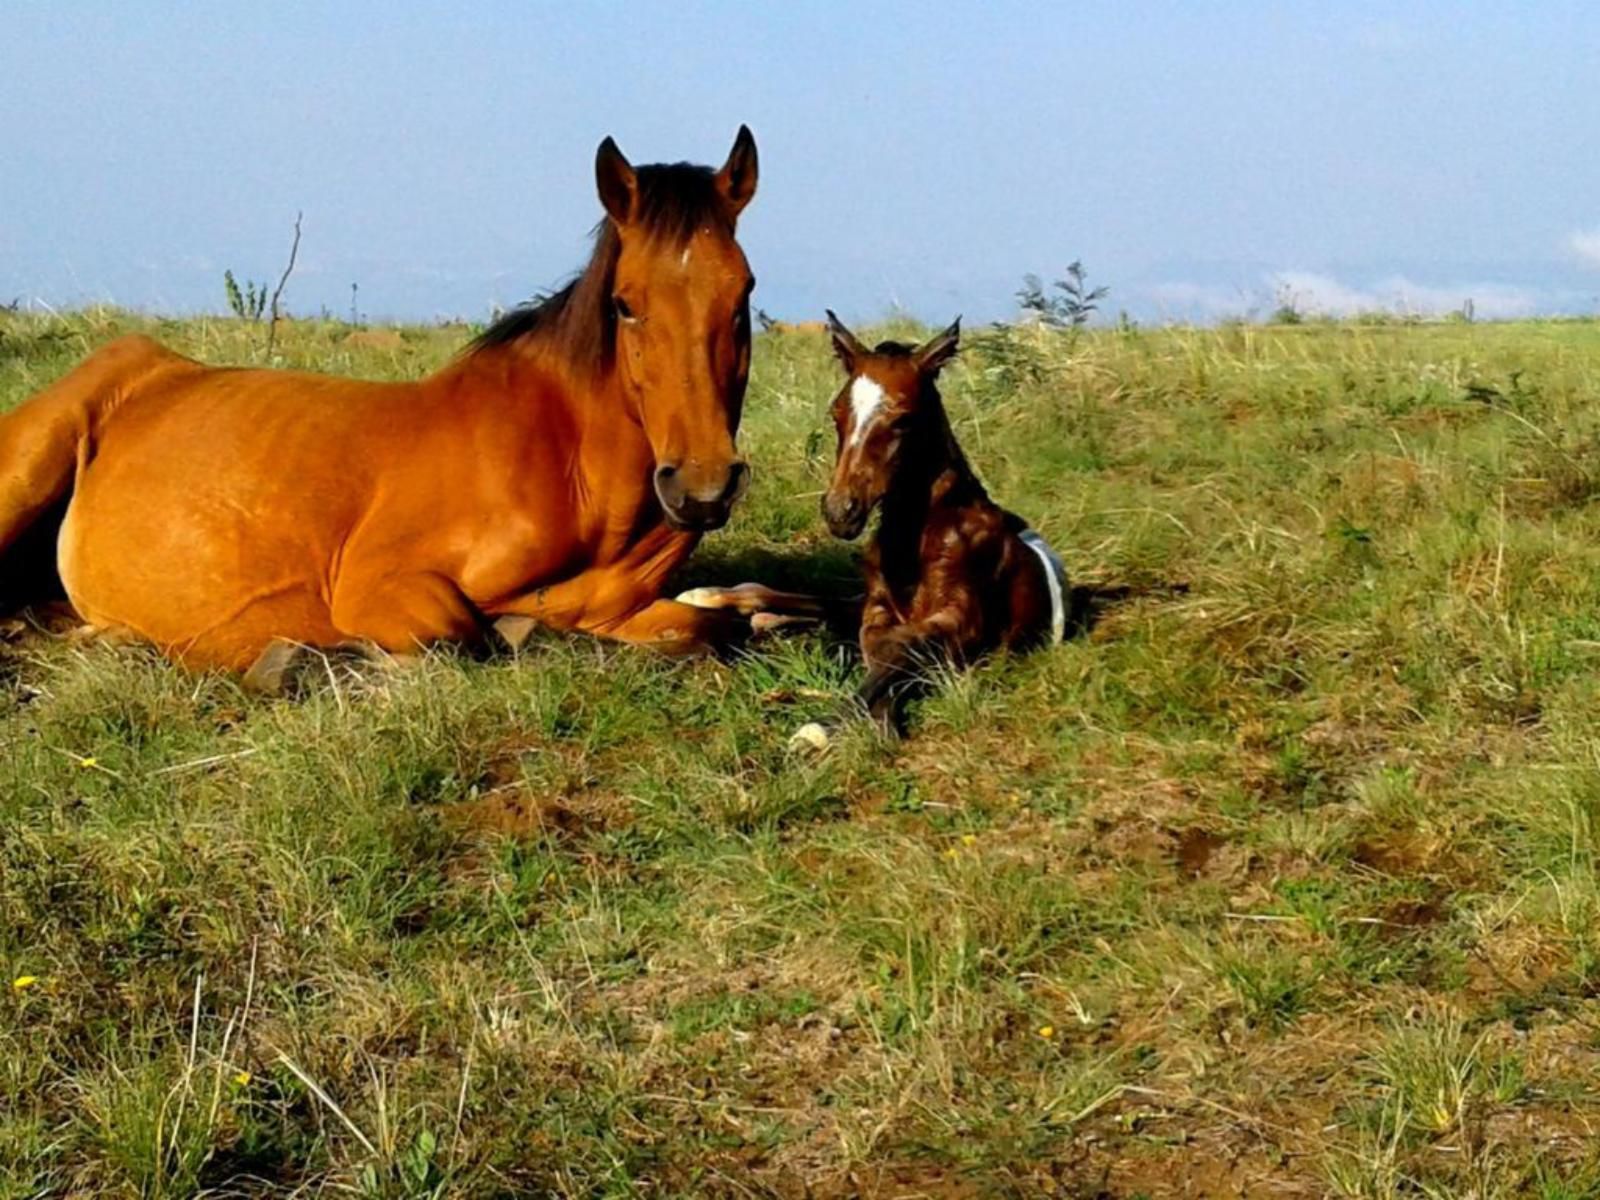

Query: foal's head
820;312;961;540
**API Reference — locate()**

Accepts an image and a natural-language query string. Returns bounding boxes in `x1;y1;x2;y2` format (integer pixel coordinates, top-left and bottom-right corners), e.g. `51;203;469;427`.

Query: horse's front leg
491;573;754;656
673;581;830;634
595;597;756;653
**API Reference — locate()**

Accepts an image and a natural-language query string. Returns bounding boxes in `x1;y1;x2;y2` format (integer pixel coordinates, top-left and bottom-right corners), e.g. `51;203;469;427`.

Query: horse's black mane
469;163;730;371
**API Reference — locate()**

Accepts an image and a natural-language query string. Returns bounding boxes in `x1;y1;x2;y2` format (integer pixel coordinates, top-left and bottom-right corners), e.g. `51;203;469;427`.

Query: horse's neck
432;340;631;435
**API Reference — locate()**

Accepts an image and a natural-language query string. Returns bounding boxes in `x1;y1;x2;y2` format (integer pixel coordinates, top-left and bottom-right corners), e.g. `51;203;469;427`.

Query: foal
821;312;1069;730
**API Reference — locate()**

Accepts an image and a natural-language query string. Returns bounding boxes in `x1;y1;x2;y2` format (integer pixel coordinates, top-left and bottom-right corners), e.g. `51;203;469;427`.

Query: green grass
6;306;1600;1195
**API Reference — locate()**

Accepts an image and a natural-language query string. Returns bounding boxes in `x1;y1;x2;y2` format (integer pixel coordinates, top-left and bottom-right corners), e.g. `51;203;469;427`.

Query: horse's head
596;128;759;532
820;312;962;540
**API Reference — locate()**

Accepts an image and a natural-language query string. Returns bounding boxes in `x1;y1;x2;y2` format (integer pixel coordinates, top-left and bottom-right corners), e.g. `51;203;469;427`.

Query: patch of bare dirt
1175;826;1225;878
1094;1142;1321;1200
1378;896;1446;930
445;787;614;841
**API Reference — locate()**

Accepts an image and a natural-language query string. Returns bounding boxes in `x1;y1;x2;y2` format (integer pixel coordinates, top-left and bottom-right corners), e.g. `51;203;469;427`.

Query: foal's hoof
242;639;314;696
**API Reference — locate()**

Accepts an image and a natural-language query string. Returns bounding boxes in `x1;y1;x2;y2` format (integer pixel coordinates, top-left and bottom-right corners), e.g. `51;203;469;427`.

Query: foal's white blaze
848;375;886;448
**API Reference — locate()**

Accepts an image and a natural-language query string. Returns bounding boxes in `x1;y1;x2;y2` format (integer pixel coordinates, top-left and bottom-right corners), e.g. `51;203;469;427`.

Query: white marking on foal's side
848;375;886;447
679;245;694;268
1020;529;1069;644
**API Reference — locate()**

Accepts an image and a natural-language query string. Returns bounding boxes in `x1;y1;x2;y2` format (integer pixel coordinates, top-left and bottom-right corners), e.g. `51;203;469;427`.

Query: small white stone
789;722;832;754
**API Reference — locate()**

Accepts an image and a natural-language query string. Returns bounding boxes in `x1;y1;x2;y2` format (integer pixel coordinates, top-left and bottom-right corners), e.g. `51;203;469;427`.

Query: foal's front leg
858;607;978;733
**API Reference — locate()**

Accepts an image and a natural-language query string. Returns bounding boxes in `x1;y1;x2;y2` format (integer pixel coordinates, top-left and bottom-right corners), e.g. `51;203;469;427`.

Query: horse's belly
58;442;344;665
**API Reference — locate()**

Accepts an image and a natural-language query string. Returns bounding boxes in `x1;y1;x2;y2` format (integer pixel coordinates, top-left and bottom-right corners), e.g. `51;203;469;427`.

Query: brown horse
0;128;809;685
820;311;1069;730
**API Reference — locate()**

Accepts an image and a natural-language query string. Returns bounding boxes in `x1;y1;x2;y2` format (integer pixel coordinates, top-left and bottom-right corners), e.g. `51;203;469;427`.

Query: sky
4;3;1600;326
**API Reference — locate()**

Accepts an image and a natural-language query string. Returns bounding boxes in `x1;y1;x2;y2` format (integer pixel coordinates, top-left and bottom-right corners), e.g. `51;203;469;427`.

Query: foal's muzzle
822;492;868;540
655;460;751;531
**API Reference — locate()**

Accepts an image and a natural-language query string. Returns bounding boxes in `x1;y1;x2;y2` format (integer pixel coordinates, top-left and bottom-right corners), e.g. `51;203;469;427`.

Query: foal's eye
612;295;637;322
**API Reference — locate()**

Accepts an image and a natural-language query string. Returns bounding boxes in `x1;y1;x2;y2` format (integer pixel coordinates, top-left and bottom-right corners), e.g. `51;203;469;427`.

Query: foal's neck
875;389;986;579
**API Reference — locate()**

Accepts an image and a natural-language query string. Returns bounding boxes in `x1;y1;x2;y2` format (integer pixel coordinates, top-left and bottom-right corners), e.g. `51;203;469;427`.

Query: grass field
5;306;1600;1197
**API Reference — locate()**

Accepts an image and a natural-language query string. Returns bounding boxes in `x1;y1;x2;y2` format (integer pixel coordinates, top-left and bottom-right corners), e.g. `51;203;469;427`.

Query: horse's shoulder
94;333;177;363
89;334;201;383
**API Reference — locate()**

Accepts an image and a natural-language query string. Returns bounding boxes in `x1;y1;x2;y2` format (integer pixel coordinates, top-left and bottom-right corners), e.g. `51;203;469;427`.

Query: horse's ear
596;136;637;226
913;316;961;375
715;125;759;218
825;309;865;372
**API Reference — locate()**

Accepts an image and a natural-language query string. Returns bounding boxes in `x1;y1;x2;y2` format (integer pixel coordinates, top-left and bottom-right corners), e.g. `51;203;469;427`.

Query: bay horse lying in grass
0;128;807;687
819;312;1069;731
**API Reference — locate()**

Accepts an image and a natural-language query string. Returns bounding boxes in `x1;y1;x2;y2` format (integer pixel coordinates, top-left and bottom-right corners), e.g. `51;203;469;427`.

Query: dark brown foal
821;311;1069;731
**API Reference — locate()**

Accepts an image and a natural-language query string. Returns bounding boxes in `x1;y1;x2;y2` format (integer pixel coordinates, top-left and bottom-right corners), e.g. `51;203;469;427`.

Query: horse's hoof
242;639;310;696
674;587;720;609
493;615;539;652
788;721;833;755
752;612;816;637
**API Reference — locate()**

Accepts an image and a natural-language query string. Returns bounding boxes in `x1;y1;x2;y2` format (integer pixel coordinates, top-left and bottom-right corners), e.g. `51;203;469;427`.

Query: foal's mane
468;163;732;376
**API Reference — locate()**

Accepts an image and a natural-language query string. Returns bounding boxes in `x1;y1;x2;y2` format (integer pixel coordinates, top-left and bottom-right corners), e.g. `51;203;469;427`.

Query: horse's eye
612;295;637;322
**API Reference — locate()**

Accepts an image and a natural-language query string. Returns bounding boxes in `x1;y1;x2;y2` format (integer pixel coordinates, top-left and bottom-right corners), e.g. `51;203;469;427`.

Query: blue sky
4;3;1600;324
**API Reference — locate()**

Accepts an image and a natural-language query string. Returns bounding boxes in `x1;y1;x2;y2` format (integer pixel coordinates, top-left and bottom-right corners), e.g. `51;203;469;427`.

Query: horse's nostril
655;463;678;481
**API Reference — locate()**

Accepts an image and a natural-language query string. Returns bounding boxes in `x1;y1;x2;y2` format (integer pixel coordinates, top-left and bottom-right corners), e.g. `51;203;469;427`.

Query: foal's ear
596;136;637;226
825;309;866;372
912;317;962;375
715;125;759;218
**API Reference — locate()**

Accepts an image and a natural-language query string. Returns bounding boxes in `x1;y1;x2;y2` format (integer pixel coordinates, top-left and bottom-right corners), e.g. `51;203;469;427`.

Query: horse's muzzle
655;460;750;531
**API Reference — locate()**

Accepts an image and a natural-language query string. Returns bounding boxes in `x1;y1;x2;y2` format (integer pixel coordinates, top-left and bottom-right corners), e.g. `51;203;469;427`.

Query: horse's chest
455;485;668;602
457;512;572;596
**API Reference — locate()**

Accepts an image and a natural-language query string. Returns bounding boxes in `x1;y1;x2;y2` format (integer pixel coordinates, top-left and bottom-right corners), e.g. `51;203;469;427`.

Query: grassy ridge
4;308;1600;1196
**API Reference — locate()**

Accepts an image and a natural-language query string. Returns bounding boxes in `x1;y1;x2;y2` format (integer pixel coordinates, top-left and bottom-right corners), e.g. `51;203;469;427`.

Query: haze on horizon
4;2;1600;327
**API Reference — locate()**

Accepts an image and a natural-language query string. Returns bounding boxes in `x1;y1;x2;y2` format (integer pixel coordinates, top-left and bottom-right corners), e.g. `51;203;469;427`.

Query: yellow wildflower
1038;1025;1055;1039
233;1071;252;1086
961;833;977;846
943;847;959;859
78;757;98;769
12;975;39;991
